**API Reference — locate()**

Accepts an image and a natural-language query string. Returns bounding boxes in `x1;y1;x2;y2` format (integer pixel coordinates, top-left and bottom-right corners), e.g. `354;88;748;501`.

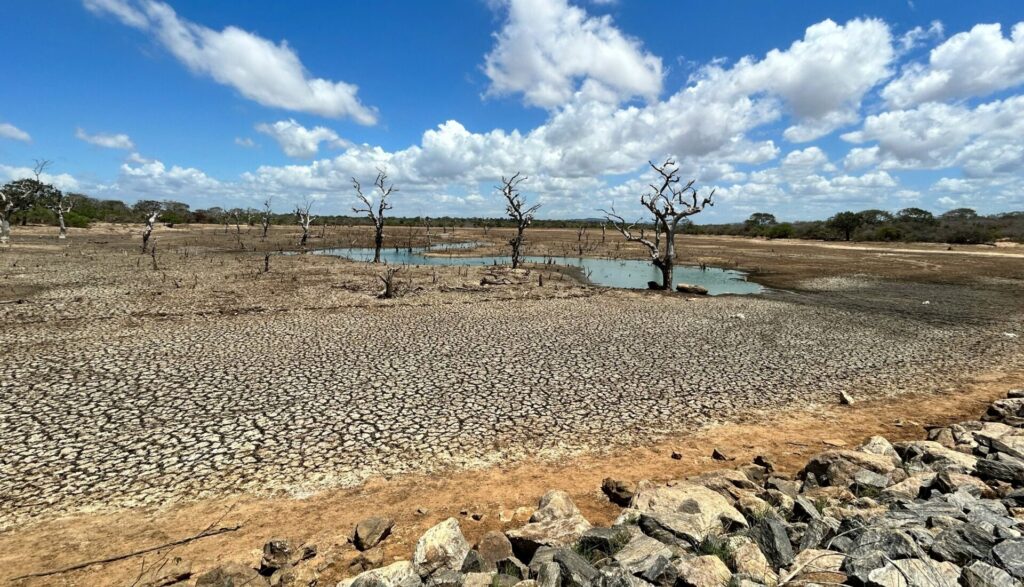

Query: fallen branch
11;523;242;581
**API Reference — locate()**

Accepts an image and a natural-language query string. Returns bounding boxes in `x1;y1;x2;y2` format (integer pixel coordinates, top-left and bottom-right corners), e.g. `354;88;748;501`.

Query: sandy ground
0;223;1022;585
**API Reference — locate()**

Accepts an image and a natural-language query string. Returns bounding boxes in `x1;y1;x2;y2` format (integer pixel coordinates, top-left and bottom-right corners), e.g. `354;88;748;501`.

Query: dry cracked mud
2;263;1022;528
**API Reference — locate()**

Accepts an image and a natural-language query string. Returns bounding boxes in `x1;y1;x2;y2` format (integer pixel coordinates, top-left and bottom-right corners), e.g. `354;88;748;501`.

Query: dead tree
295;200;316;248
0;160;51;243
378;267;400;298
602;159;714;290
498;172;539;269
47;190;73;240
260;197;272;239
28;160;73;239
352;168;396;263
141;207;160;253
423;216;432;247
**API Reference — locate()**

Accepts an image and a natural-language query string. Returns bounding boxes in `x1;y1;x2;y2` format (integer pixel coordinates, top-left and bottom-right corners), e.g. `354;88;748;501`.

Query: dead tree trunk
261;198;272;240
602;159;714;290
295;201;315;248
352;168;396;263
142;210;160;253
498;172;539;269
378;267;400;298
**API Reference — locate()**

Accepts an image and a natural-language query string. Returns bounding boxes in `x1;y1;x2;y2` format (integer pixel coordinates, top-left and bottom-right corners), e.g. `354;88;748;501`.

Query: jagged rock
860;436;900;460
413;518;470;578
747;517;793;569
985;398;1024;424
840;391;855;405
462;572;515;587
740;464;770;484
881;472;934;501
268;564;295;587
852;528;920;560
599;567;649;587
514;581;540;587
866;558;961;587
260;538;296;575
693;468;760;494
736;494;775;522
895;440;978;472
507;514;592;562
766;477;800;498
712;448;734;461
534;562;562;587
764;489;795;514
930;524;997;565
476;531;514;570
507;491;591;561
800;449;899;488
640;555;678;586
552;548;601;587
530;491;581;523
425;570;463;586
728;536;777;586
195;563;269;587
673;555;732;587
993;539;1024;580
602;478;635;506
577;525;631;557
612;533;673;576
978;454;1024;484
460;550;486;573
782;548;845;586
791;495;822;522
343;561;423;587
632;480;747;532
962;561;1018;587
852;469;892;494
936;470;994;498
353;517;395;551
754;455;776;472
843;551;889;586
798;516;840;551
495;556;529;580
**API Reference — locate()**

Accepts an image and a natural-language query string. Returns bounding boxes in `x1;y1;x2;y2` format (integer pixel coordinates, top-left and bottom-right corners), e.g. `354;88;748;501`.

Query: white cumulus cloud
75;127;135;150
0;122;31;142
483;0;663;108
84;0;377;123
883;22;1024;108
255;119;351;158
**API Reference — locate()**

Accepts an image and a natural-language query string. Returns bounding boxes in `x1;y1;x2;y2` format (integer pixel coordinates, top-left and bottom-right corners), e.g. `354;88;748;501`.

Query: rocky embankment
170;389;1024;586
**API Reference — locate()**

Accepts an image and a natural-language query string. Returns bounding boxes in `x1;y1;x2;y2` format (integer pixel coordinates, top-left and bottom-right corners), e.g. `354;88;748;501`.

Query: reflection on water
315;241;762;296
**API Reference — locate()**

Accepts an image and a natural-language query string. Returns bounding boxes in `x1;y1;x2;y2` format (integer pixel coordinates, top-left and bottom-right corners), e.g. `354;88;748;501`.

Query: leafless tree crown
498;172;540;269
601;159;714;289
352;167;396;263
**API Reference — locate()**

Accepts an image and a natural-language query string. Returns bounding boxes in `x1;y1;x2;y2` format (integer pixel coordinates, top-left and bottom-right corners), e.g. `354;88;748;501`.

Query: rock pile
193;389;1024;586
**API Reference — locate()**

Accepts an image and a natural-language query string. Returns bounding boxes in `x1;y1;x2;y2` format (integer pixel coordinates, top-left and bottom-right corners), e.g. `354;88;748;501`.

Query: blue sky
2;1;1024;221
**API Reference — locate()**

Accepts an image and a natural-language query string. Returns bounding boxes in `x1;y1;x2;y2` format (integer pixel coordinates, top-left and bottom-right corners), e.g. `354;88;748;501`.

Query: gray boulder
195;564;269;587
353;517;396;551
552;548;601;587
993;540;1024;580
747;517;794;569
413;518;470;578
962;561;1019;587
866;558;961;587
507;491;591;562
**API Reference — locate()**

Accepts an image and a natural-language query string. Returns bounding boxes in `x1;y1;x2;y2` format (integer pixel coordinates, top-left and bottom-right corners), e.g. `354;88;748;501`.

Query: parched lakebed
1;276;1022;527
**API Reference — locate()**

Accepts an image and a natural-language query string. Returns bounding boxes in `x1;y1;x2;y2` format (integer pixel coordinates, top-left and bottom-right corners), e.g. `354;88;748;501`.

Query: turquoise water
315;242;762;295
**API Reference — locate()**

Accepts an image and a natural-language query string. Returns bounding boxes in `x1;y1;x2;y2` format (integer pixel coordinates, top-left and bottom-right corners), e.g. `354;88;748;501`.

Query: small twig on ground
12;520;241;581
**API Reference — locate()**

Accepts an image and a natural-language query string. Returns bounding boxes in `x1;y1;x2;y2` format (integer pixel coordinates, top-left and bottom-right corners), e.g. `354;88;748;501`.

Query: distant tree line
3;176;1021;245
693;208;1024;244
